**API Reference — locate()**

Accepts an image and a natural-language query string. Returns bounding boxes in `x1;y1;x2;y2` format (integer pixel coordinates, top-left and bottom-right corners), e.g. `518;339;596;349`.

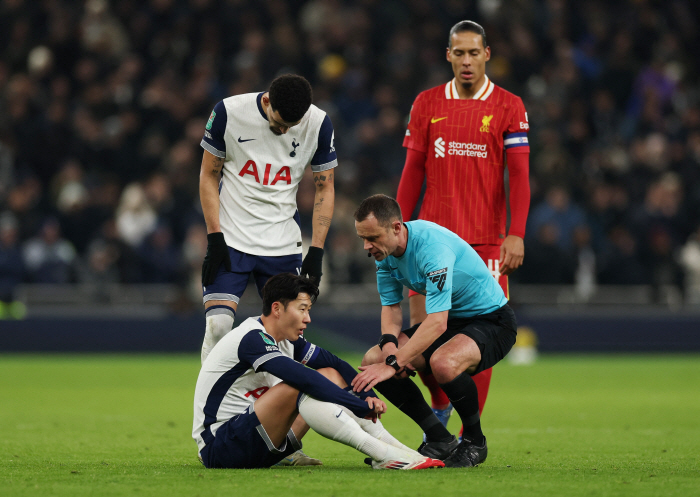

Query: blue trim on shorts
202;247;302;302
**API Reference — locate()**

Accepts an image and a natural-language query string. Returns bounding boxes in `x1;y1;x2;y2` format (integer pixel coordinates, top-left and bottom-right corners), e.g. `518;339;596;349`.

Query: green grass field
1;353;698;497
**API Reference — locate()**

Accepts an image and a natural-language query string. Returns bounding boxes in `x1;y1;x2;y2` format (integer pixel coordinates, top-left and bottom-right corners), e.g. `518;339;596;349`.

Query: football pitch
1;354;698;496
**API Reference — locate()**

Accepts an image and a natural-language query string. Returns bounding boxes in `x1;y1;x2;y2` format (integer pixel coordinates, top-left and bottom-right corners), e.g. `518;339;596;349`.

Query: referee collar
394;222;410;260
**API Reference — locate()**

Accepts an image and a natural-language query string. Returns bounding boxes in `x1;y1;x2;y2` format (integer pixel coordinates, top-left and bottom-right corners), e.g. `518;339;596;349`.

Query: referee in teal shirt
351;194;517;468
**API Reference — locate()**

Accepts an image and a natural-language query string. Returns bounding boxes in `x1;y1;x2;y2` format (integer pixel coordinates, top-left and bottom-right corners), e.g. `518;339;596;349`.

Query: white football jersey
192;316;295;452
200;93;337;256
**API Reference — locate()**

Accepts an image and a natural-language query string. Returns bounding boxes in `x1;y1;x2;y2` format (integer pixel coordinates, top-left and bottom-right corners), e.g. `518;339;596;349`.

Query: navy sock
439;371;484;445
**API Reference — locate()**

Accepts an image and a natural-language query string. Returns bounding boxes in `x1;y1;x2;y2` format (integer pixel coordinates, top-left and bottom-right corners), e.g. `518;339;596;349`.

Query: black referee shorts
402;304;517;375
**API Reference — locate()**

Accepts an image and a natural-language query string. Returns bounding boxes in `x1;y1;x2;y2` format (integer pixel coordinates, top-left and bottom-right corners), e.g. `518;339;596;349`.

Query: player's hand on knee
301;246;324;286
364;397;387;422
202;232;231;286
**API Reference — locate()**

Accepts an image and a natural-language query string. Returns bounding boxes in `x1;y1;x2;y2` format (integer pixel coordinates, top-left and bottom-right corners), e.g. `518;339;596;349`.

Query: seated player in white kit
192;273;444;470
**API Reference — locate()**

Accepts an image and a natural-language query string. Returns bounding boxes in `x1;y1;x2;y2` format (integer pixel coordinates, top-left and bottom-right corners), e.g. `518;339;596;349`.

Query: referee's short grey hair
448;20;487;48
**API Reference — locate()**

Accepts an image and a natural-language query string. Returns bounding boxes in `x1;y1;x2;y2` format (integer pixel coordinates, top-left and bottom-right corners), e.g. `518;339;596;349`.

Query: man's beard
269;126;282;136
460;81;473;89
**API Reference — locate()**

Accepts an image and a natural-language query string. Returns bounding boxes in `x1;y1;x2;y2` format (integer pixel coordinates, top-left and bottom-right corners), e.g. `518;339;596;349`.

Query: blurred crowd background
2;0;700;310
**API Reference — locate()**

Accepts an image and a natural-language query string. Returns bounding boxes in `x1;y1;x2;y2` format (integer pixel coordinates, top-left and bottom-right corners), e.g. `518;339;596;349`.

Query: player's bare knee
315;367;347;387
429;350;473;384
429;356;458;384
361;345;382;367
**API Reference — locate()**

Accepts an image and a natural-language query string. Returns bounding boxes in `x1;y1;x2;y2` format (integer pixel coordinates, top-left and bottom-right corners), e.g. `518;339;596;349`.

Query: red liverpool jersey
402;76;530;245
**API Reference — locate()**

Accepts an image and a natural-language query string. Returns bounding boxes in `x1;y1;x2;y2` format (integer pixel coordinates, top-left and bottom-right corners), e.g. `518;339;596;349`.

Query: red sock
418;370;450;409
459;368;492;439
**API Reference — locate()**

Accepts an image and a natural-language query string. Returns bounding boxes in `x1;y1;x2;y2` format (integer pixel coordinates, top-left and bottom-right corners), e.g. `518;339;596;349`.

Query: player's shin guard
439;372;484;445
201;306;235;363
339;399;413;452
297;394;388;461
374;378;452;442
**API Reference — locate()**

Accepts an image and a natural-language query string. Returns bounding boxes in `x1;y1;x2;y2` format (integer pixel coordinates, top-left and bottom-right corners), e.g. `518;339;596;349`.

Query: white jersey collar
445;75;494;101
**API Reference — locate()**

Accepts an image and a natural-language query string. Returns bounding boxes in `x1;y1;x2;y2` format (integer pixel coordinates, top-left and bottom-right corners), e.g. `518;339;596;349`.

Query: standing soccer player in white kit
198;75;336;465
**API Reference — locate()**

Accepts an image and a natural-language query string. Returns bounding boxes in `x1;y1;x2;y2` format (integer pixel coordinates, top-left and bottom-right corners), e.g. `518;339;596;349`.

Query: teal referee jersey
376;220;507;318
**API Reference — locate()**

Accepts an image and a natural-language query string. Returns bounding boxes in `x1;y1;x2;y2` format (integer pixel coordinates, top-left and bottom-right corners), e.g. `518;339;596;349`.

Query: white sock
298;395;389;461
341;408;415;452
201;310;234;363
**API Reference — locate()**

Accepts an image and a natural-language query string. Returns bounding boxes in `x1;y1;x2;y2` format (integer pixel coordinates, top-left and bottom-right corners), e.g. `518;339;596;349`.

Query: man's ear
271;301;281;317
393;219;402;235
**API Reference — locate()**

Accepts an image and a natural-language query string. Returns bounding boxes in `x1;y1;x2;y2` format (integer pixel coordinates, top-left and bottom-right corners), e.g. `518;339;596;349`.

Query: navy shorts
199;405;301;469
403;304;517;375
203;247;302;304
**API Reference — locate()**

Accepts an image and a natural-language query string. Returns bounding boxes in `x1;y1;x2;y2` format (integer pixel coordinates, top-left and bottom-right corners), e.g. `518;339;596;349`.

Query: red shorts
408;244;508;299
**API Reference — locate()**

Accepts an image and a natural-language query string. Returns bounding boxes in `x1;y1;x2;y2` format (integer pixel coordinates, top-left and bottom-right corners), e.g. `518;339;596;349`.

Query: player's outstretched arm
500;149;530;275
396;148;427;220
301;169;335;284
260;354;373;418
291;337;378;398
199;150;231;285
311;168;335;247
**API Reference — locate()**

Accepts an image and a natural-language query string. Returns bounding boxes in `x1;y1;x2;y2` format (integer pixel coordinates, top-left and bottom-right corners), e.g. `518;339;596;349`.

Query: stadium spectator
0;211;23;302
22;217;76;284
528;186;587;252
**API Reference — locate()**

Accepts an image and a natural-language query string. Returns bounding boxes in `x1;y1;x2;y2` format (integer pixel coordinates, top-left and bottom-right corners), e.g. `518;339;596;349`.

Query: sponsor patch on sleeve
427;268;447;276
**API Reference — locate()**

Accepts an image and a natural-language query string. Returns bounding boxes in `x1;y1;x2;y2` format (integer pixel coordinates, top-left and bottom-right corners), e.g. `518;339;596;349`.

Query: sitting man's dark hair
262;273;319;316
353;194;403;228
268;74;313;123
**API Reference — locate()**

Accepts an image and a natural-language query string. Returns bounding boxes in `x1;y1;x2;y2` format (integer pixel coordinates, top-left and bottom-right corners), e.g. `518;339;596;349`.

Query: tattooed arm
310;168;336;248
199;150;225;234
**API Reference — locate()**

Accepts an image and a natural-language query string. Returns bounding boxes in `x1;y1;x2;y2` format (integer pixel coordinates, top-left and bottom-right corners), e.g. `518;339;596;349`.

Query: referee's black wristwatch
385;354;401;371
385;354;416;377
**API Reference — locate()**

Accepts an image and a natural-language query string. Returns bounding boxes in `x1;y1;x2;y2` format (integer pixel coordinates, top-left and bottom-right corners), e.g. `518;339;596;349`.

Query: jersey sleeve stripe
200;140;226;158
310;158;338;172
252;352;284;371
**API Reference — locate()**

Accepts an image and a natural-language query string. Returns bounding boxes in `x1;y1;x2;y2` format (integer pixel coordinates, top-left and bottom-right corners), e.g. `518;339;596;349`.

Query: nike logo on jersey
431;117;447;123
238;137;255;143
335;410;343;418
